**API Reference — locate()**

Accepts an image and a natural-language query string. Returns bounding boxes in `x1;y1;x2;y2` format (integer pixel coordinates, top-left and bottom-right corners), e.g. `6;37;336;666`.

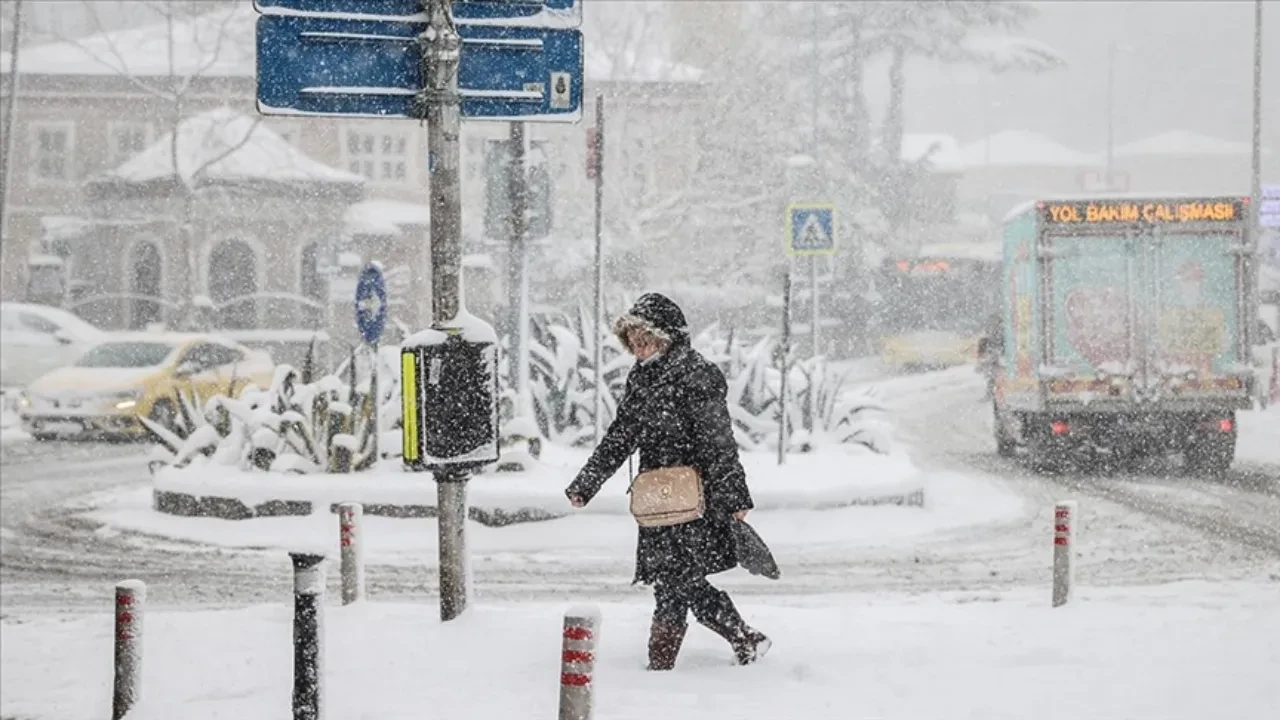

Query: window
76;342;177;369
29;122;75;183
108;122;150;166
344;127;411;184
18;312;61;335
180;343;243;371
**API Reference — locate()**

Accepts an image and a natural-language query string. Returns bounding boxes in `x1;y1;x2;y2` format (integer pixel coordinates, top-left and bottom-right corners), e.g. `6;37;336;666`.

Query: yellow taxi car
18;332;275;440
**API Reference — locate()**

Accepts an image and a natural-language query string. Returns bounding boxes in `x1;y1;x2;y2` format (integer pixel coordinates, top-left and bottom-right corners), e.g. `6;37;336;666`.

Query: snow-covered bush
492;303;631;471
145;344;401;474
695;330;893;455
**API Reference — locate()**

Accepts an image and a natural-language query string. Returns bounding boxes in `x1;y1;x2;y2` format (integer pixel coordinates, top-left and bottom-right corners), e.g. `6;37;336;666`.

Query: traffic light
483;138;553;243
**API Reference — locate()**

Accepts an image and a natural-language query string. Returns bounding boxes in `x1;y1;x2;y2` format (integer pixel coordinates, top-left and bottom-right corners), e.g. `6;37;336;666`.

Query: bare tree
582;2;704;291
46;0;261;328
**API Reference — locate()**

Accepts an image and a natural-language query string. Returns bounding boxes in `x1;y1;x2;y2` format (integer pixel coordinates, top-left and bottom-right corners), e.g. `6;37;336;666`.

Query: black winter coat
566;340;754;585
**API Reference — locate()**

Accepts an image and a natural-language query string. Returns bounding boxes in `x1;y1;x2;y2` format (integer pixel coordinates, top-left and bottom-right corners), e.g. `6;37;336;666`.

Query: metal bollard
290;552;326;720
337;502;364;605
112;580;146;720
558;606;601;720
1052;501;1077;607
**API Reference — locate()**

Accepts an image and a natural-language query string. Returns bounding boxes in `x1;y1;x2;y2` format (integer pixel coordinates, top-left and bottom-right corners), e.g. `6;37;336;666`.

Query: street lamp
1104;41;1136;183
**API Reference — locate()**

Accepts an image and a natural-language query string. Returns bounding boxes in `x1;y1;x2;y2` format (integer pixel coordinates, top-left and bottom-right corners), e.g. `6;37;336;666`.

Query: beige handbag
628;466;705;527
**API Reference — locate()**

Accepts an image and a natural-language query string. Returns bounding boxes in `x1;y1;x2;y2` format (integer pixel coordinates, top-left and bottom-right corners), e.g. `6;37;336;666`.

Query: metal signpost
355;262;388;463
255;0;583;623
783;203;836;463
787;202;836;357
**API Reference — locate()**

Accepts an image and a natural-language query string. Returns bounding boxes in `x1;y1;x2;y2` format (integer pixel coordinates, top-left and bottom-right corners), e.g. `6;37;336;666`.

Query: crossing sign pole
786;203;836;361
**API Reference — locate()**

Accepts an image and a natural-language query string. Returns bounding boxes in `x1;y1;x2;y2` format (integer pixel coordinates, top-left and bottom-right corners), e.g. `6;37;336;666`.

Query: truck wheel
1185;436;1235;476
1027;437;1067;474
993;403;1016;458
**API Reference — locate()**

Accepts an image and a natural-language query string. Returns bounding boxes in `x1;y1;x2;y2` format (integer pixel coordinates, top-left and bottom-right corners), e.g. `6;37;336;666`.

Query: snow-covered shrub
695;329;893;455
491;303;631;471
146;344;400;474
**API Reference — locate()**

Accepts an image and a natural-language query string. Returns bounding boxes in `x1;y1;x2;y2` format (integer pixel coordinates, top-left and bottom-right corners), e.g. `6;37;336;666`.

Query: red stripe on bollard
563;626;593;640
562;650;593;664
561;672;592;687
1054;537;1068;545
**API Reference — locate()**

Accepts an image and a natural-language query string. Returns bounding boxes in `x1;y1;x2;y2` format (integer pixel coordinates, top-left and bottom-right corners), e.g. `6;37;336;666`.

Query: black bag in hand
732;520;780;580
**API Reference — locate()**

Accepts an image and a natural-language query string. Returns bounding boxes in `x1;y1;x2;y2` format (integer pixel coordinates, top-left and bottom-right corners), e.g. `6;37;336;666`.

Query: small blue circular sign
354;262;388;344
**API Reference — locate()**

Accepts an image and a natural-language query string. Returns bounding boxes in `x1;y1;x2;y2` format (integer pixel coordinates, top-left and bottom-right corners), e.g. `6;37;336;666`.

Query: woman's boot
647;620;687;671
693;591;772;665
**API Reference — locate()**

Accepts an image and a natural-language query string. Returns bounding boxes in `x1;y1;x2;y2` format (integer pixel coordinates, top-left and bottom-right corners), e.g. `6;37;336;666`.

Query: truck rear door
1145;221;1251;403
1040;227;1140;397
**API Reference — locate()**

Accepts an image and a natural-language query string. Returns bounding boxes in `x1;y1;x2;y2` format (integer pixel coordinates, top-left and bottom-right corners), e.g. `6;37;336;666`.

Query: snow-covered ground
3;581;1277;720
87;466;1019;565
149;440;923;514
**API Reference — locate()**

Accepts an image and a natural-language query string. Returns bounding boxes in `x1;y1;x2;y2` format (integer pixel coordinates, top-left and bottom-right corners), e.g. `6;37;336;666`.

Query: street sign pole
591;94;605;444
421;0;469;623
778;266;792;466
255;0;584;627
785;202;835;439
506;121;531;418
1249;0;1264;349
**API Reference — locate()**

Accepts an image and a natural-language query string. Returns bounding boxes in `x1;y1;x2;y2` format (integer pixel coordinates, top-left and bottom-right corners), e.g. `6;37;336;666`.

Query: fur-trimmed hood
613;292;689;348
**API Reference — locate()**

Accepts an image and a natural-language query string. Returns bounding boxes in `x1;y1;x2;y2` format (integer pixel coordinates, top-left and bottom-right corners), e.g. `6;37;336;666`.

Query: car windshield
74;342;176;369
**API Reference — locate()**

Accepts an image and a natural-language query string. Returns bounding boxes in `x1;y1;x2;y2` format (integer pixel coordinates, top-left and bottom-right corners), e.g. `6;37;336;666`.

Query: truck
991;194;1259;473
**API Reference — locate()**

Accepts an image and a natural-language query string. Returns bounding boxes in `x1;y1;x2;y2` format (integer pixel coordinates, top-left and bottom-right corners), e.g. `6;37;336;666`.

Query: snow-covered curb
3;582;1277;720
151;444;926;524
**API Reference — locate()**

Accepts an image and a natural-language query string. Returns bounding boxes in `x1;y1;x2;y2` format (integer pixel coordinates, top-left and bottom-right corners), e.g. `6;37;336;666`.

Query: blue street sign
254;0;581;28
787;203;836;256
255;14;583;122
355;263;389;344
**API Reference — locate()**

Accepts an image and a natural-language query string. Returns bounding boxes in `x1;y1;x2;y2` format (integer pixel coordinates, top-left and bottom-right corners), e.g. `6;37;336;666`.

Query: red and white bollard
1052;501;1077;607
113;579;146;720
559;606;601;720
337;502;364;605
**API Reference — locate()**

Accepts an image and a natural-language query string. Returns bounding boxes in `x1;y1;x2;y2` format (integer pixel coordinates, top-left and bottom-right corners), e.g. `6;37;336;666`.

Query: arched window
130;241;162;329
299;243;325;328
209;240;258;329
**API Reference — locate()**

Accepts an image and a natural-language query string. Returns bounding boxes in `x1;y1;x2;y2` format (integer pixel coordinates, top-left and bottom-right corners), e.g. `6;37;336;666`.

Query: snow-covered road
2;366;1277;616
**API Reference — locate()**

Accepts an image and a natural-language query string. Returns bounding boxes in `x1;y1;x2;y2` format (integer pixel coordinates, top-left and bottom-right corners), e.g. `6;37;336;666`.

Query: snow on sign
253;0;582;28
254;14;584;122
787;204;837;256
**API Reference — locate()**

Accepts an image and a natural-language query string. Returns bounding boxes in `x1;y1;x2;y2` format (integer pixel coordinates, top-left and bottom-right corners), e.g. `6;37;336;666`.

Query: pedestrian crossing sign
787;203;836;256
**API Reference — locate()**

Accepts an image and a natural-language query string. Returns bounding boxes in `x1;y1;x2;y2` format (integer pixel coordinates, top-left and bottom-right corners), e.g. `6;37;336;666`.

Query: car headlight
102;390;143;410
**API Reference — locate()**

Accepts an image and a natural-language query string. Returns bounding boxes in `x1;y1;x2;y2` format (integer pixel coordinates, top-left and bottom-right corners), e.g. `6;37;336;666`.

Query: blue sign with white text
255;14;583;121
787;204;836;255
355;263;389;344
254;0;581;27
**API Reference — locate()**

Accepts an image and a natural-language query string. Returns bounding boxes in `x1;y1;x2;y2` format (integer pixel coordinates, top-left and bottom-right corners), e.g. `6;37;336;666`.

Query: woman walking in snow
565;293;771;671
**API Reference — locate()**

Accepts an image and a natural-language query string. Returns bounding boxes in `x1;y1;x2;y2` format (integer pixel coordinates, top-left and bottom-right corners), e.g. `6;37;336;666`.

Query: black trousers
652;575;742;629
